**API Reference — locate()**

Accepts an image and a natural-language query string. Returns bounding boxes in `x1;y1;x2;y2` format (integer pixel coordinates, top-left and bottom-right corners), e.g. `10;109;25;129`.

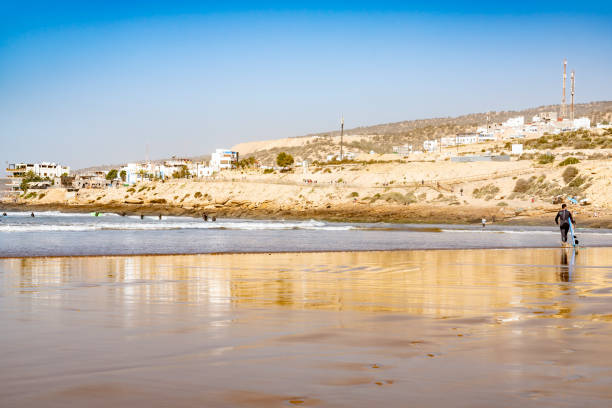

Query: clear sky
1;1;611;172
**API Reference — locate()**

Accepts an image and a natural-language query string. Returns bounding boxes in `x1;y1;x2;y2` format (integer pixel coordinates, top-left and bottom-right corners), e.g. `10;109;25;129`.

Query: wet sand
1;248;612;407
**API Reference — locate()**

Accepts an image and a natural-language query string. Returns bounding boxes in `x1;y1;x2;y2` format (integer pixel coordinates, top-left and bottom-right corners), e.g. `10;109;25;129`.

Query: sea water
0;211;611;257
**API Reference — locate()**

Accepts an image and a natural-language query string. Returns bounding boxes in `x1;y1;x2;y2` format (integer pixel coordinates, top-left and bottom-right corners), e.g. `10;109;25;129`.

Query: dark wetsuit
555;209;575;243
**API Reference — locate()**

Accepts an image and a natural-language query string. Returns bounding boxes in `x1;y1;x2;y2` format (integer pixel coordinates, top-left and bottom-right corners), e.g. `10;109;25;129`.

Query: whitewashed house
572;117;591;130
423;140;438;152
210;149;239;171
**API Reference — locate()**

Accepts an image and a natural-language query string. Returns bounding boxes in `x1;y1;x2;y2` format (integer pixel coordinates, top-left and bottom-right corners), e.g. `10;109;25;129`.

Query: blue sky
1;1;611;172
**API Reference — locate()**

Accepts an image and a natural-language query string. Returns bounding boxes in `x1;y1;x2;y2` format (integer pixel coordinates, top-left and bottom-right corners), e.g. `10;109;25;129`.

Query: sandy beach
1;248;611;407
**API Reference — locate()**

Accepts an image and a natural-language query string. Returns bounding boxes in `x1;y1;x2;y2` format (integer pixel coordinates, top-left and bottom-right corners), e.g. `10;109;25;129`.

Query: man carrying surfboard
555;204;575;246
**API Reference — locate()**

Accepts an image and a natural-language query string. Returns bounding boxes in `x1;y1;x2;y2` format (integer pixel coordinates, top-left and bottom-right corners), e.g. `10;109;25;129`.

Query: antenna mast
561;59;567;119
570;70;575;122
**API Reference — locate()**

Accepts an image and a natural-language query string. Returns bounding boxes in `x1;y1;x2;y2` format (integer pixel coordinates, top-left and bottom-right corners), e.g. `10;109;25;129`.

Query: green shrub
194;192;203;198
381;192;416;205
562;166;579;184
323;168;331;174
349;192;359;197
368;193;382;203
497;201;508;206
127;187;135;193
38;193;46;200
472;184;500;200
568;175;586;188
150;198;167;204
558;157;580;166
537;154;555;164
263;168;274;174
573;140;592;149
513;178;531;193
276;152;294;168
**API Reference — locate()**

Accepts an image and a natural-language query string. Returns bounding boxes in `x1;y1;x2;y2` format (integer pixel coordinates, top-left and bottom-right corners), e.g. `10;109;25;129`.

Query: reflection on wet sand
1;248;612;407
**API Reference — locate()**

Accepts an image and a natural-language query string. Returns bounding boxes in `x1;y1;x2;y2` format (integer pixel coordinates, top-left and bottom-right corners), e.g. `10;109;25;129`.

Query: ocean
1;211;610;257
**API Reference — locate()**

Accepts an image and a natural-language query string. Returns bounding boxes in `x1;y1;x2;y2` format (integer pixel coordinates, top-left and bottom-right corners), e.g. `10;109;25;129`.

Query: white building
5;162;70;192
392;144;412;155
478;133;497;142
192;163;213;178
120;162;153;184
210;149;239;171
502;116;525;128
511;144;524;155
456;133;479;145
532;112;557;123
441;137;456;147
156;159;193;180
572;117;591;130
423;140;438;152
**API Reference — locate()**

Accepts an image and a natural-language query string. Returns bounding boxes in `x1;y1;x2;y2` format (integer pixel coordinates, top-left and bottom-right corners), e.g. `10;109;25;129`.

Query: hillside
234;101;612;165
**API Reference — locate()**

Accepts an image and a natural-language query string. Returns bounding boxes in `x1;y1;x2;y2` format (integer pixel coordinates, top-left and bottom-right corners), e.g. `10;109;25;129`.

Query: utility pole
570;70;575;122
340;115;344;161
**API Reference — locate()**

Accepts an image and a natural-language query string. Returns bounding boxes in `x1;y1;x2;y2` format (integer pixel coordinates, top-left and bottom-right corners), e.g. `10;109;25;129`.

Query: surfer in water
555;204;575;246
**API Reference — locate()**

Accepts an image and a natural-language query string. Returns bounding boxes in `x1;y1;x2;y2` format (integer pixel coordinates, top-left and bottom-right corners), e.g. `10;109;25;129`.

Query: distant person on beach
212;216;216;222
31;212;35;218
140;214;144;220
203;213;208;221
481;218;486;228
555;204;575;245
2;212;6;216
158;214;162;220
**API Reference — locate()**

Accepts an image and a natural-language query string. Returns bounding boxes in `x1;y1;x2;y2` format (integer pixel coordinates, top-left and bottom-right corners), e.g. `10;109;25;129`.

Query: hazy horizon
2;2;612;174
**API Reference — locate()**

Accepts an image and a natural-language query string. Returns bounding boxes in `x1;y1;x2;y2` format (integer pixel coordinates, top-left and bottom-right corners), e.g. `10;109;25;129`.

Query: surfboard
568;218;579;252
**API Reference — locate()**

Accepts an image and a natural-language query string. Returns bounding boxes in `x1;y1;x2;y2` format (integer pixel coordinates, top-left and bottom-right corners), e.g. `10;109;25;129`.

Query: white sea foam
0;219;353;232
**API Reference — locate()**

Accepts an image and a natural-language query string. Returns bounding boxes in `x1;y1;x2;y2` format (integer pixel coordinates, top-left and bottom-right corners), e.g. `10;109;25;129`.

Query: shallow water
1;248;612;407
1;211;610;256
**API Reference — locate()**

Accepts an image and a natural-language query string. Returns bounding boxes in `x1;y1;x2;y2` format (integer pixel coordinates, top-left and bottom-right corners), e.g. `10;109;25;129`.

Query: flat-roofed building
423;140;438;152
456;133;479;145
5;162;70;192
210;149;239;171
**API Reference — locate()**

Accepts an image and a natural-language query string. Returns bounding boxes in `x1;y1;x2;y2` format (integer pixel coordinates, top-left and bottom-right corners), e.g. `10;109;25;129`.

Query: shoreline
2;201;612;228
0;245;601;261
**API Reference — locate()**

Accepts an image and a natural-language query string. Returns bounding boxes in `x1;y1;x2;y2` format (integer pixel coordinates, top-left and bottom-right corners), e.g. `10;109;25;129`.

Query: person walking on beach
481;218;486;228
555;204;575;245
